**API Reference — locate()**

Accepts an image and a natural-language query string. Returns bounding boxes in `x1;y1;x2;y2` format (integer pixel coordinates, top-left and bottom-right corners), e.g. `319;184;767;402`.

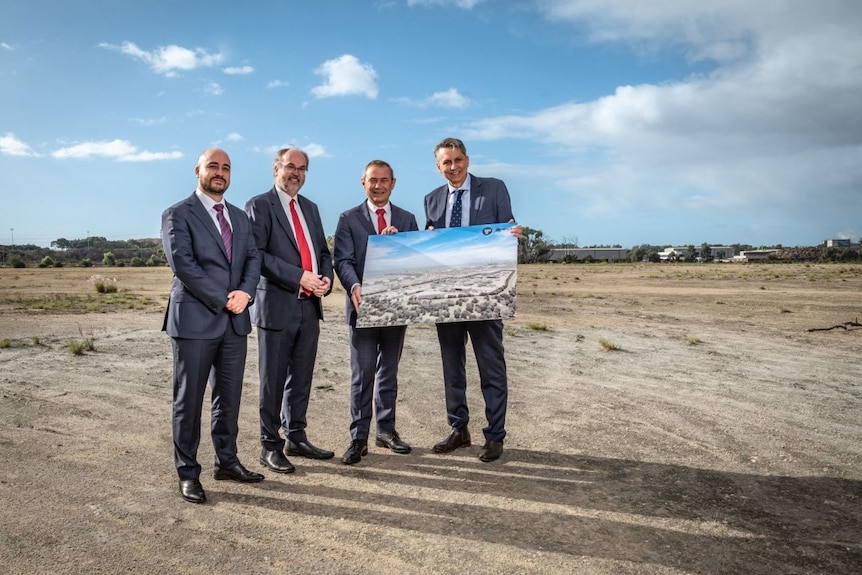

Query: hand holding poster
356;223;518;328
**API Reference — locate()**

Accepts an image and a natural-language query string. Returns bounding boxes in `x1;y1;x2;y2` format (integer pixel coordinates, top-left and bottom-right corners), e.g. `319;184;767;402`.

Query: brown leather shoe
432;427;471;453
478;440;503;462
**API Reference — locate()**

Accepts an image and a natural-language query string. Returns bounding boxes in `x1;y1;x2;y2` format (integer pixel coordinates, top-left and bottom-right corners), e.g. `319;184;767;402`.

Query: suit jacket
161;193;260;339
245;187;334;327
333;202;419;326
424;174;514;229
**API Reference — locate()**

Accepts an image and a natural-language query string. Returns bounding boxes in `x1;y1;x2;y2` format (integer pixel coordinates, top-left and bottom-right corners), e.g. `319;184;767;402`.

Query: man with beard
245;147;335;473
161;148;264;504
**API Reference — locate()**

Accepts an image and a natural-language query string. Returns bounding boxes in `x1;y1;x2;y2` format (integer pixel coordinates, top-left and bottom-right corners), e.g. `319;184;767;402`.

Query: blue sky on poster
1;0;861;248
366;223;516;273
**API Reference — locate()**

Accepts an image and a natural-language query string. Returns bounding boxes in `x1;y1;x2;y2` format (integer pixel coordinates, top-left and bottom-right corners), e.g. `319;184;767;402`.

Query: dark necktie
289;198;313;295
450;189;464;227
376;208;386;234
213;204;232;262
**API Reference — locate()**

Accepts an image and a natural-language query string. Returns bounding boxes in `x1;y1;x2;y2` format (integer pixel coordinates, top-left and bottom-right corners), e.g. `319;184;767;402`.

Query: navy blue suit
424;174;514;442
162;193;260;480
245;188;333;450
333;202;418;440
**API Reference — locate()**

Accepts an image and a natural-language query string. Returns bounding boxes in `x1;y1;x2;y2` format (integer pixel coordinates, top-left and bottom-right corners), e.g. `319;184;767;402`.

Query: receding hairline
273;147;310;170
433;137;467;159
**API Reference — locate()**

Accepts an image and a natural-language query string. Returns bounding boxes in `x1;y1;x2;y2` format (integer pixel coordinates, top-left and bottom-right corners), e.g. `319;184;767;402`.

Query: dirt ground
1;263;860;575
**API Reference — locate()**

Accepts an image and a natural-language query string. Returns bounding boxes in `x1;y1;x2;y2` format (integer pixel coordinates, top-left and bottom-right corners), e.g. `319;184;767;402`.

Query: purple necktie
214;204;233;262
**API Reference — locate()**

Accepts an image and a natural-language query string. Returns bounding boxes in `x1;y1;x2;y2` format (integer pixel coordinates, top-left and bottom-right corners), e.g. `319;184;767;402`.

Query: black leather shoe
213;462;265;482
341;439;368;465
478;440;503;462
375;431;412;454
433;427;471;453
179;479;206;504
287;439;335;460
260;449;295;474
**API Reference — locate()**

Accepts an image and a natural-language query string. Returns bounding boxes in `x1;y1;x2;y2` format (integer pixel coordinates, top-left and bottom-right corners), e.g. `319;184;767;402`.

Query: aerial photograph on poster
356;223;518;328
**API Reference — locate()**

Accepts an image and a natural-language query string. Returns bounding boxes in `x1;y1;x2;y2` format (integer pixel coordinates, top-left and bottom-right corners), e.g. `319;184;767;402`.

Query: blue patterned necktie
214;204;233;262
450;189;464;228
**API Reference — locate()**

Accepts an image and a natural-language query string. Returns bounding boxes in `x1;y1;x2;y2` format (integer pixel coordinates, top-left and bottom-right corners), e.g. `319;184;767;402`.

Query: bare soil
1;263;860;575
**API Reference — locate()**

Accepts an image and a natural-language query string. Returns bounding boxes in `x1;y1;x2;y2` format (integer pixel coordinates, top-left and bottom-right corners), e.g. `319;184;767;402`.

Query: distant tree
39;256;55;268
129;256;146;267
700;242;713;262
80;258;93;268
684;245;697;263
102;252;116;266
51;238;72;251
518;227;552;264
10;258;26;268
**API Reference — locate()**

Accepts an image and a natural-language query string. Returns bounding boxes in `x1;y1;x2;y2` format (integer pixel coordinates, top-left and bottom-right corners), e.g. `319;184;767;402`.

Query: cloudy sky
2;0;860;248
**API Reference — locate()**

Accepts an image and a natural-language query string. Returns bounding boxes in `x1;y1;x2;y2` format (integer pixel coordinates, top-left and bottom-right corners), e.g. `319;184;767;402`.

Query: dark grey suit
424;174;514;443
333;202;418;440
161;193;260;480
245;188;334;450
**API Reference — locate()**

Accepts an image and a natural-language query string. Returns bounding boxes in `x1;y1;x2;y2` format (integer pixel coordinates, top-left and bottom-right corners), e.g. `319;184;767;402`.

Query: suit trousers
257;298;320;450
171;329;247;480
348;324;408;440
435;319;508;442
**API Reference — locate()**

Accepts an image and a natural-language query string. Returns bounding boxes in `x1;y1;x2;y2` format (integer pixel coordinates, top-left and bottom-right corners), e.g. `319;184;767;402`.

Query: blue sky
2;0;860;249
367;223;516;274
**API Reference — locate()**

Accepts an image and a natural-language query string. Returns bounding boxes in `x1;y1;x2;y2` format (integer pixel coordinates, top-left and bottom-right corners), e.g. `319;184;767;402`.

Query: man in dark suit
245;147;335;472
333;160;419;465
161;148;264;504
424;137;522;462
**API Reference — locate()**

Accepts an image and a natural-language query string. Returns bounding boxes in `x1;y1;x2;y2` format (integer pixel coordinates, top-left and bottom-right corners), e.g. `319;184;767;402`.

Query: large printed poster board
356;223;517;328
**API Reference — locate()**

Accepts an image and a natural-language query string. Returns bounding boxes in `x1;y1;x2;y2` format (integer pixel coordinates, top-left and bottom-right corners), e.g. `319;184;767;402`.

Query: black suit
333;202;418;440
424;174;514;443
245;188;333;450
161;192;260;480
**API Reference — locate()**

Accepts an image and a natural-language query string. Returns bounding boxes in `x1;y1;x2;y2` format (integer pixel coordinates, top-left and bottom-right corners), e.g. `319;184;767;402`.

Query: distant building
547;248;630;262
732;250;779;262
657;246;736;262
824;238;861;251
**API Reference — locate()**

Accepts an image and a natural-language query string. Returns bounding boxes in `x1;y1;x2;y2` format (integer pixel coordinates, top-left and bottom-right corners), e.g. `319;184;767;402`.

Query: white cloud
267;80;290;89
303;143;328;158
396;88;472;109
462;1;862;222
202;82;224;96
223;65;254;75
1;42;13;51
51;140;183;162
312;54;378;99
130;117;168;126
99;41;223;77
407;0;487;8
225;133;243;142
0;132;38;157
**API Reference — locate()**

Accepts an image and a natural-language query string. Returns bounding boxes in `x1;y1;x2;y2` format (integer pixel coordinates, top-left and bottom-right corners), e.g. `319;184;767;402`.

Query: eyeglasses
279;163;308;174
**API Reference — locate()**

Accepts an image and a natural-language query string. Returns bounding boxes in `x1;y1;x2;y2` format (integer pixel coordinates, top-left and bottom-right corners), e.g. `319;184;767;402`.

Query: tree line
0;229;857;268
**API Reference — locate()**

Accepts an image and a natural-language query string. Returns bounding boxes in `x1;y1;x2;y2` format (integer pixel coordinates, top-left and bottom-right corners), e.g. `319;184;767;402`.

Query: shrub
89;275;119;294
10;259;25;268
80;258;93;268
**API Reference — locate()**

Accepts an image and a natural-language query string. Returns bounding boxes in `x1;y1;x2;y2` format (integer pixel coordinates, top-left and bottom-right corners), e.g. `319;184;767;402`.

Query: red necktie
213;204;233;262
289;198;313;295
376;208;386;234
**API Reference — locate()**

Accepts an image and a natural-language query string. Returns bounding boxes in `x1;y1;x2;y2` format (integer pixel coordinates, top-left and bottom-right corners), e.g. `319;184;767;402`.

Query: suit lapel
358;203;376;235
270;188;301;254
189;195;230;261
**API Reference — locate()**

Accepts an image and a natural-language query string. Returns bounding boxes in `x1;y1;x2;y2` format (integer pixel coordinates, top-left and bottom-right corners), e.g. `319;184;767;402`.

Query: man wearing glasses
245;147;335;473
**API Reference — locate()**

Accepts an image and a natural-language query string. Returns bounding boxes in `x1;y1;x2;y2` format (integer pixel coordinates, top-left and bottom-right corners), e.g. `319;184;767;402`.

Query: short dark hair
363;159;394;179
434;137;467;158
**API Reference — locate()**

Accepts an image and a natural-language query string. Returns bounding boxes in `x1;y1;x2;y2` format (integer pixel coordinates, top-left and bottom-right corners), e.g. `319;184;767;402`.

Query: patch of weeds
525;321;548;331
31;336;41;345
598;337;622;351
779;307;792;314
89;274;119;294
0;339;11;349
685;335;703;345
68;338;95;355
